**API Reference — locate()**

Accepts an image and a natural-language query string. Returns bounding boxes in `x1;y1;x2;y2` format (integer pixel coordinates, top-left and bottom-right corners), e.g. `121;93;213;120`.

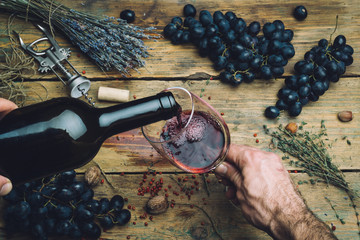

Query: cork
98;86;130;102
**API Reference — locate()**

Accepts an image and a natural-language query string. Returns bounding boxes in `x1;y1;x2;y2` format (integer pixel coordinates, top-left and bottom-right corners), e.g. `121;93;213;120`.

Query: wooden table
0;0;359;239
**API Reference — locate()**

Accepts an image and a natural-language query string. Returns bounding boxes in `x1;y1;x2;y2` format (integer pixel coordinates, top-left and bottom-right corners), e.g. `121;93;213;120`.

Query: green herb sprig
264;121;360;233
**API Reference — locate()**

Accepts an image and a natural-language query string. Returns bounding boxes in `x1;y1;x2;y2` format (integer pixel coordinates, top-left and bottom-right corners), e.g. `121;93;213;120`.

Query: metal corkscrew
15;23;95;107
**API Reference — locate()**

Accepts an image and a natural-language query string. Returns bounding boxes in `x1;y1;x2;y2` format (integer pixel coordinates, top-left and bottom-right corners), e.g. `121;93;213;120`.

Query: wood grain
0;0;359;239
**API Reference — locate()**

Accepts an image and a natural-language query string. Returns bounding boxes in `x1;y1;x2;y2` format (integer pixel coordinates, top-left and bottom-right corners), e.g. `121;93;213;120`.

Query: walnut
146;196;169;215
84;166;101;186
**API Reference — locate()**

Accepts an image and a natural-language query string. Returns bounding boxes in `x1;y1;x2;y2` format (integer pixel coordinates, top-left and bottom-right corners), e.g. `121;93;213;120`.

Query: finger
215;161;243;190
225;144;258;171
0;98;17;120
0;176;12;196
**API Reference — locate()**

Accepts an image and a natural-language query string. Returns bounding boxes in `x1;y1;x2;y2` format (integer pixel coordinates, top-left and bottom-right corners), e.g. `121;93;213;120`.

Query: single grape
293;5;307;20
264;106;280;119
183;4;196;17
120;9;135;23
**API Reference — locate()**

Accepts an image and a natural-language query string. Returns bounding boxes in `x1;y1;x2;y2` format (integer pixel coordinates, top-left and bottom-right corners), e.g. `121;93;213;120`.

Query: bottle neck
98;92;179;139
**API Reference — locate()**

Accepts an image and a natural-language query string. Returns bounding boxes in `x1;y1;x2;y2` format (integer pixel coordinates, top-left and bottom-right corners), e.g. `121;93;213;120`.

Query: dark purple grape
171;30;184;45
214;56;228;70
244;71;256;83
58;170;76;185
264;106;280;119
268;54;284;67
299;97;309;106
260;65;272;79
55;220;72;236
284;91;299;105
278;87;292;99
220;71;233;84
225;11;237;22
271;66;284;77
99;198;110;214
285;75;298;90
171;16;183;27
183;4;196;17
314;66;327;80
298;85;311;98
70;223;82;238
280;45;295;59
99;215;115;229
297;74;309;86
341;45;354;55
231;18;246;34
288;102;302;116
80;222;101;239
163;23;177;38
231;73;244;86
120;9;135;23
199;13;213;26
115;209;131;226
32;223;47;240
217;19;231;34
76;207;94;222
247;21;261;36
325;61;338;75
293;5;307;20
27;192;45;208
80;189;94;202
86;199;101;213
213;11;225;24
205;24;218;37
333;35;346;49
318;38;328;48
110;195;125;213
276;99;289;110
262;22;276;39
56;188;76;202
56;205;72;220
249;54;263;69
282;29;294;42
308;91;319;101
311;81;326;96
45;218;57;234
238;49;253;62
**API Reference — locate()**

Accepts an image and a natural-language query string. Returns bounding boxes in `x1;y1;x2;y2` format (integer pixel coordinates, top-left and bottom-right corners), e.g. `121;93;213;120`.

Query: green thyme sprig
264;121;360;233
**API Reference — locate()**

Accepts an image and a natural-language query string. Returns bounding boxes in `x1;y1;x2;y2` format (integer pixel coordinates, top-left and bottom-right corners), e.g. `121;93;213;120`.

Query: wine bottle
0;92;180;185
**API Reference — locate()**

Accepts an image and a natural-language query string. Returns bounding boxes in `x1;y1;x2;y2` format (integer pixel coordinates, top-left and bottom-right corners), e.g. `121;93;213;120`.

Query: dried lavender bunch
0;0;159;75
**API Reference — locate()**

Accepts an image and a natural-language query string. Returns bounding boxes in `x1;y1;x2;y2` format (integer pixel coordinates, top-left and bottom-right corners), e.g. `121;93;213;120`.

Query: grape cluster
265;35;354;118
2;170;131;240
163;4;295;86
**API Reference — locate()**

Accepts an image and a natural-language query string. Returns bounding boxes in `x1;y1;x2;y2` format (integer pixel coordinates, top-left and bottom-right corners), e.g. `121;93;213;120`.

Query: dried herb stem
265;122;360;234
177;203;224;240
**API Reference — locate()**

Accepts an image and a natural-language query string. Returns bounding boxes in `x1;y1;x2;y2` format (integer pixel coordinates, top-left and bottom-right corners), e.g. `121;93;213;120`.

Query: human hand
215;144;337;240
0;98;17;196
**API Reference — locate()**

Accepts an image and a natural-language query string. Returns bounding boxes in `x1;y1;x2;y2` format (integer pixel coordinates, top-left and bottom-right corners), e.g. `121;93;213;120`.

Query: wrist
268;201;337;240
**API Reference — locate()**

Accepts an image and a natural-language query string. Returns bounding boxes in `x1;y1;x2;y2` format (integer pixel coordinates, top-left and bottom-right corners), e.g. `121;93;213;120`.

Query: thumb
215;161;243;190
0;176;12;196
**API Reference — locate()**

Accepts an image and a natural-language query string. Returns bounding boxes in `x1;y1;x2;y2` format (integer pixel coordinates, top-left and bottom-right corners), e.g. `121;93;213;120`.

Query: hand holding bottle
0;98;17;196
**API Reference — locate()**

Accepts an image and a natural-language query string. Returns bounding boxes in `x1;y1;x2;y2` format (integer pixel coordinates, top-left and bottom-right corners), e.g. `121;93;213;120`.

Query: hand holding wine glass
215;144;337;239
0;98;17;196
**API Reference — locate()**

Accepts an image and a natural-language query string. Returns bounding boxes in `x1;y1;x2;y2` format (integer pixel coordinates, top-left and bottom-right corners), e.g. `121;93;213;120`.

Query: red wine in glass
160;110;225;173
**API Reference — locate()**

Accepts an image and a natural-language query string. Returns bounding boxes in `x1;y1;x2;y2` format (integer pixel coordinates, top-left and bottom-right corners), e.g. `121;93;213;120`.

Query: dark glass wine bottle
0;92;180;185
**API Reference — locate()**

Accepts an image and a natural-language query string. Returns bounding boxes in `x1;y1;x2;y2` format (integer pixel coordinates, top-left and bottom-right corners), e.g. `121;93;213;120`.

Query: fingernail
0;181;12;196
216;164;227;176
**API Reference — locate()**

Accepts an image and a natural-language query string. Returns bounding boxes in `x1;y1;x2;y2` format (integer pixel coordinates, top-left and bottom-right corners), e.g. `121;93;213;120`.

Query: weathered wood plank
0;0;359;78
0;173;359;240
18;78;360;171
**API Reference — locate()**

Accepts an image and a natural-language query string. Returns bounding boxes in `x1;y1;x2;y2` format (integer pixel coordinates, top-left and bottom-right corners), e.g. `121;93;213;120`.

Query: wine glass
141;87;230;173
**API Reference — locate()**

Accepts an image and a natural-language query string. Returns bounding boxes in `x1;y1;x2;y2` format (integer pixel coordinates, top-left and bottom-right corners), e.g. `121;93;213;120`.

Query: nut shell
146;196;169;215
285;122;298;133
337;111;353;122
84;166;101;186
